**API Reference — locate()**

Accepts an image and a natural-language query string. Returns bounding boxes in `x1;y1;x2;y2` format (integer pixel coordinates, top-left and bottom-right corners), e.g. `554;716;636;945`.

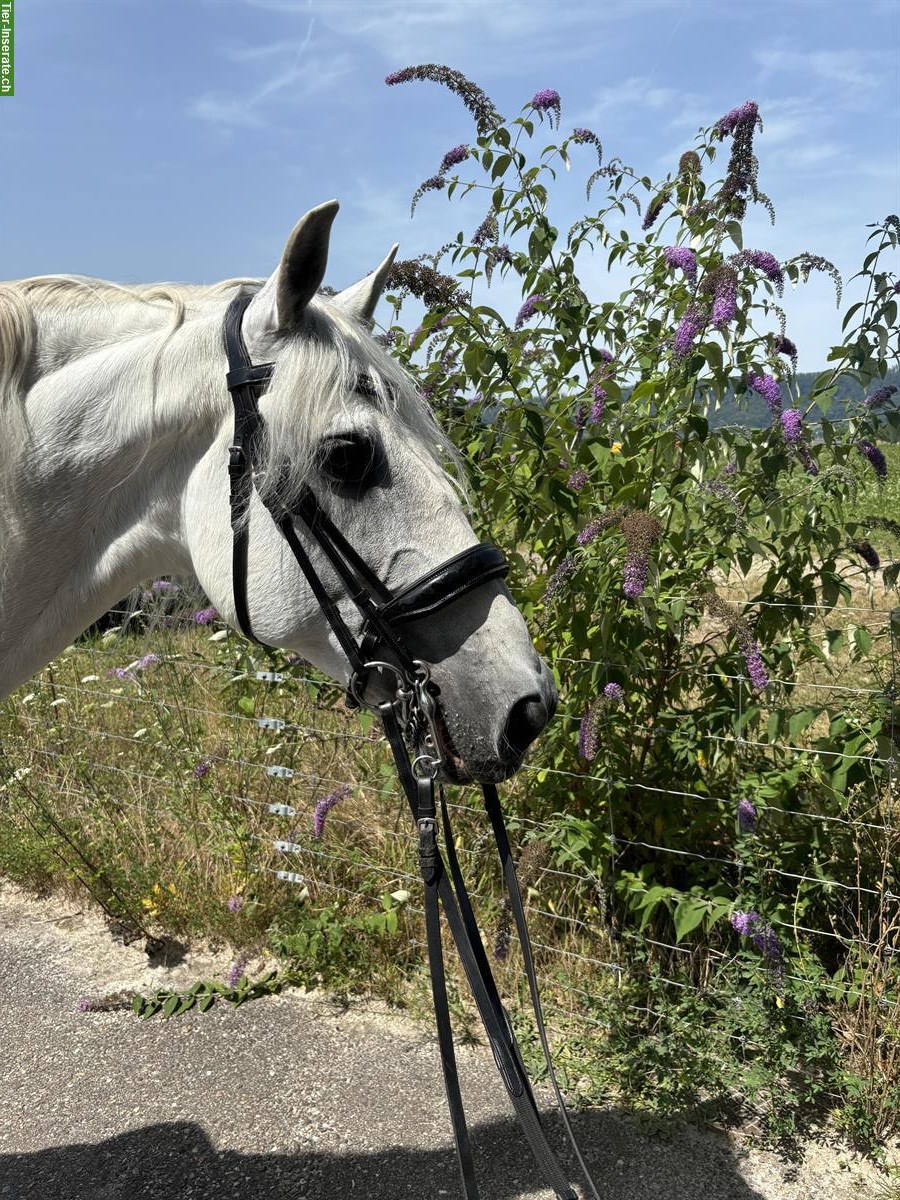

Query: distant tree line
706;368;900;436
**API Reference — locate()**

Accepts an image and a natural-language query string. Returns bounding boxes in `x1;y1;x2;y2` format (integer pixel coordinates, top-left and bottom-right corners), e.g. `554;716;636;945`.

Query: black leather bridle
222;289;599;1200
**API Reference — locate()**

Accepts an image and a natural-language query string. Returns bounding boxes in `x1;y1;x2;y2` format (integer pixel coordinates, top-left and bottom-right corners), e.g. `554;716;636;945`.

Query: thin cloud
754;46;896;95
242;0;634;72
191;19;354;129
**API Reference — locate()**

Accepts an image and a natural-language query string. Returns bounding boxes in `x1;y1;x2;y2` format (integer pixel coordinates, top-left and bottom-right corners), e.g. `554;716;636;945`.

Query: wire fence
1;582;897;1116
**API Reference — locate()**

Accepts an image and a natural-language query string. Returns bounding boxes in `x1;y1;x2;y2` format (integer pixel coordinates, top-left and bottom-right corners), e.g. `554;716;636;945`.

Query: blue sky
5;0;899;369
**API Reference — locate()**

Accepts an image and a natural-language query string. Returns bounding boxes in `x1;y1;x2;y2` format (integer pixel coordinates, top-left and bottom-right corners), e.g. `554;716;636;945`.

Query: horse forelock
253;296;464;508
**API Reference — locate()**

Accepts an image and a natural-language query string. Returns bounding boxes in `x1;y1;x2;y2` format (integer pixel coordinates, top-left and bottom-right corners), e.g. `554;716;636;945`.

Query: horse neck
0;299;227;698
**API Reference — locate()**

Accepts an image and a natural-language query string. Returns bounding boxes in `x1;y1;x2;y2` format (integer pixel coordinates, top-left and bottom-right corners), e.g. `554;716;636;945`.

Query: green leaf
673;898;708;943
522;409;546;448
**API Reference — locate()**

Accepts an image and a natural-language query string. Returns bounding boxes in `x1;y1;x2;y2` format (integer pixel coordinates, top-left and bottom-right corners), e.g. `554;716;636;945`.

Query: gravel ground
0;883;891;1200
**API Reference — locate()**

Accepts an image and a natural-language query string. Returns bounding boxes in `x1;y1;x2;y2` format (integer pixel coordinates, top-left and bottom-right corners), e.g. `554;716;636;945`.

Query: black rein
221;289;600;1200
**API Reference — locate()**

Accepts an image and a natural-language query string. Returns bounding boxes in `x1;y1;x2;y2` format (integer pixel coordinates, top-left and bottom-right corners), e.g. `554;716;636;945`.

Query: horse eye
318;432;380;487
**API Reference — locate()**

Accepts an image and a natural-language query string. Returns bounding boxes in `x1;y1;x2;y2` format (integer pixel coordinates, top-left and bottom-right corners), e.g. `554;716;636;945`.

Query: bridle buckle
227;445;247;476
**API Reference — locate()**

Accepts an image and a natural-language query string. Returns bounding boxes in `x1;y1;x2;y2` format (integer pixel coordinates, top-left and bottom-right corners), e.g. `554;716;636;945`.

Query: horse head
185;202;557;783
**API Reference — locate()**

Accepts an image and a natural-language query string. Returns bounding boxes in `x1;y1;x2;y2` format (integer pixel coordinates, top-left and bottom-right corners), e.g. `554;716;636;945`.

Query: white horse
0;201;556;781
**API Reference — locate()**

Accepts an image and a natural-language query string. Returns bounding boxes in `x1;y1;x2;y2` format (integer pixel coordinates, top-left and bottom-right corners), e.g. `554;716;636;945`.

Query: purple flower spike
780;409;803;445
226;953;250;990
589;386;606;423
724;460;738;476
712;290;736;328
227;894;244;914
866;384;897;408
673;304;704;359
742;642;769;691
737;798;757;833
568;468;589;491
745;250;784;295
731;909;784;990
439;144;468;174
192;607;218;625
774;335;798;370
664;246;697;286
578;703;600;762
858;440;888;479
410;174;446;216
623;552;648;599
313;784;351;840
577;517;604;547
603;682;624;703
711;270;738;328
853;540;880;569
749;373;782;417
731;909;760;937
531;88;561;125
515;293;545;329
544;554;576;602
716;100;760;136
194;758;211;780
151;580;178;593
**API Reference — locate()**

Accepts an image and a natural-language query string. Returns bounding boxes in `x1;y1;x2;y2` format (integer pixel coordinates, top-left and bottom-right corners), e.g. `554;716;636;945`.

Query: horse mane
0;273;461;560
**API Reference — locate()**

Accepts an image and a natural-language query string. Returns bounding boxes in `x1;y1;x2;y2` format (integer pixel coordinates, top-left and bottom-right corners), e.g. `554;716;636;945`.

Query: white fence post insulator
268;802;296;817
255;671;285;684
274;870;305;885
274;839;304;855
257;717;286;731
266;765;294;779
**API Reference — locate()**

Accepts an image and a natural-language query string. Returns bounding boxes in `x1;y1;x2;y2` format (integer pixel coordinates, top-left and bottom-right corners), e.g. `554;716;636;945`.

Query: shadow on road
1;1112;769;1200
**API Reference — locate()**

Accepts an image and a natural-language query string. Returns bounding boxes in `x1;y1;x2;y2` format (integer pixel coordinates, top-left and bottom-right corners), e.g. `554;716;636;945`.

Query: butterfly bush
382;66;899;1030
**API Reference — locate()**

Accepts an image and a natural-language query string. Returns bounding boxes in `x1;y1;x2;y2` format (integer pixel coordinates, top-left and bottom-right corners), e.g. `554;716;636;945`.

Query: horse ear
333;244;399;325
275;200;340;330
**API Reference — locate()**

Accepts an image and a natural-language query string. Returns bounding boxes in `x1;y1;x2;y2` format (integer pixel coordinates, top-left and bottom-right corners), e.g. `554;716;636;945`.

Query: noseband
221;290;598;1200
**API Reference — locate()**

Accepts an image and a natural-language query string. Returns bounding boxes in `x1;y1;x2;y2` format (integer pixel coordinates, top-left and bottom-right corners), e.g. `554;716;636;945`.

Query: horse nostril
502;693;550;761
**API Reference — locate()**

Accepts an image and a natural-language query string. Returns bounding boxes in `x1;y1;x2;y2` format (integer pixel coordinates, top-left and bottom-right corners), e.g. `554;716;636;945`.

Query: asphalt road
0;886;884;1200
